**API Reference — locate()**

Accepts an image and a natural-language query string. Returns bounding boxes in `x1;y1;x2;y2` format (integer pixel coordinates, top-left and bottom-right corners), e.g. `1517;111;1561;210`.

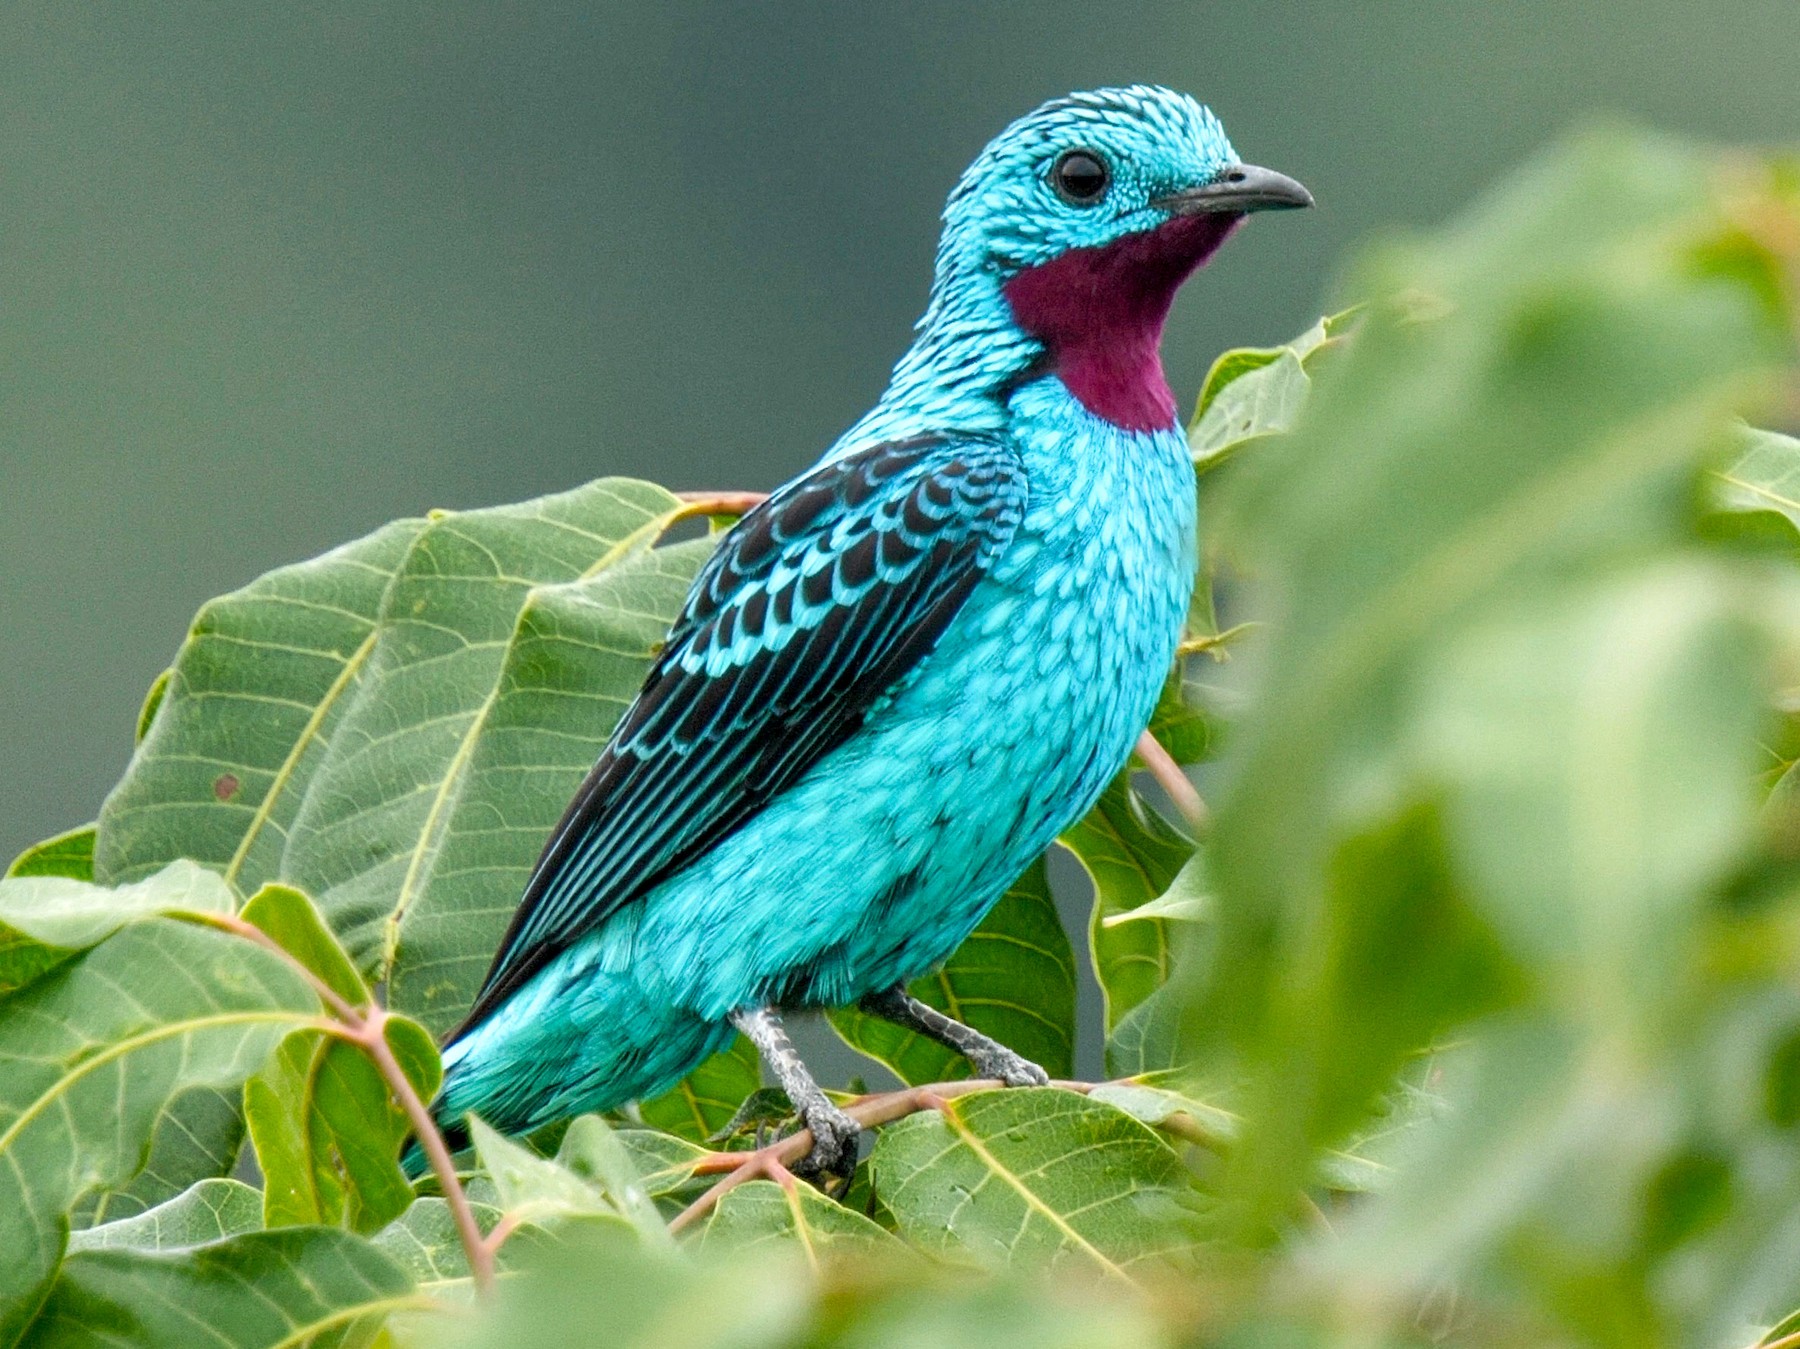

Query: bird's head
916;85;1311;432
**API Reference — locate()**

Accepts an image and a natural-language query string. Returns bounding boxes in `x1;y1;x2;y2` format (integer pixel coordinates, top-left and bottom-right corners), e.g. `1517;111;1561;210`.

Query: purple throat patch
1002;212;1242;432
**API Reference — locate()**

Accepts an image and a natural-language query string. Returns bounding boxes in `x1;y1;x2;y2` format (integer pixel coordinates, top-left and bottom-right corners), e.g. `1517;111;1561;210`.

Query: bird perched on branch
430;85;1310;1175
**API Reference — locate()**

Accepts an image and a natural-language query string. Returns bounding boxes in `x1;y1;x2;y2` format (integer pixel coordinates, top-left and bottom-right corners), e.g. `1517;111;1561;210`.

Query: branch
665;1077;1224;1235
190;911;495;1296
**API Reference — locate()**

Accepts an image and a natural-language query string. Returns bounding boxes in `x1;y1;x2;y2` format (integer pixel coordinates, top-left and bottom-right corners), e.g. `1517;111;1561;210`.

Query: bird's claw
791;1102;862;1181
969;1045;1050;1088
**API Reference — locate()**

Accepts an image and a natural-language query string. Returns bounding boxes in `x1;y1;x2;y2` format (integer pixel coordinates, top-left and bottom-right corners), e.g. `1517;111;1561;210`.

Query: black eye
1051;149;1109;206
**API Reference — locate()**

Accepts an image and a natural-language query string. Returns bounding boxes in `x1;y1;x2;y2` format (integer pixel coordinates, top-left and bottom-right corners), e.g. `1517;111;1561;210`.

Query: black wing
451;433;1029;1038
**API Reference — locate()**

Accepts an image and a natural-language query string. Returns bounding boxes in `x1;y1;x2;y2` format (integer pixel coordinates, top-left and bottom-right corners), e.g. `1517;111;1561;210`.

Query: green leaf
372;1196;505;1288
555;1115;672;1245
637;1033;763;1142
605;1127;714;1204
1087;1081;1238;1148
5;826;95;882
0;861;233;998
29;1227;421;1348
827;857;1076;1085
245;1032;346;1228
92;486;704;1039
66;1179;263;1253
281;484;686;985
468;1116;626;1232
1099;854;1208;927
1197;125;1796;1286
1060;779;1194;1030
71;1087;246;1230
870;1087;1205;1279
1103;982;1188;1078
246;1014;438;1234
134;669;170;745
1187;309;1350;469
1713;424;1800;540
96;516;429;890
1145;664;1220;767
241;883;369;1008
693;1179;900;1261
0;917;319;1342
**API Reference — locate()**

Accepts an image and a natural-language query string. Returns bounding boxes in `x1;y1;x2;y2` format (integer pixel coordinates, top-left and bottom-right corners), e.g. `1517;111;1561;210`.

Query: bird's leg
858;985;1050;1087
728;1005;861;1178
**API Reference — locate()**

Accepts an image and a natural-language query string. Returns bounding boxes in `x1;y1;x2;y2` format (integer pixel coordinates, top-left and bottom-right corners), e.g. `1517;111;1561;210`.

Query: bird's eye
1051;149;1109;206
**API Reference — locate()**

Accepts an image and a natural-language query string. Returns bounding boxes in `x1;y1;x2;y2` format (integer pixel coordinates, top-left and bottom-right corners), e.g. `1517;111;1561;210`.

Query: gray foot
792;1099;862;1179
965;1040;1051;1087
730;1004;863;1180
858;985;1050;1087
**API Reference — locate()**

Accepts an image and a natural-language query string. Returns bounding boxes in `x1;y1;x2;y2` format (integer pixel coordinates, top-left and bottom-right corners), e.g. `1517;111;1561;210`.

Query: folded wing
451;433;1029;1037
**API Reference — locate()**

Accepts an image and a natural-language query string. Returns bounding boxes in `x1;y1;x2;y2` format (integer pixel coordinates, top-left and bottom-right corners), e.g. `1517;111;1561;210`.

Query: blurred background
2;0;1797;861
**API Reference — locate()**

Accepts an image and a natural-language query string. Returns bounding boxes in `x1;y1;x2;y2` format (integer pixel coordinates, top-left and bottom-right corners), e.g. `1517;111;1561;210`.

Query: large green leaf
382;533;707;1029
1059;779;1194;1031
282;480;680;980
66;1179;263;1254
27;1227;422;1348
92;482;699;1023
827;857;1076;1085
870;1087;1204;1280
0;918;320;1344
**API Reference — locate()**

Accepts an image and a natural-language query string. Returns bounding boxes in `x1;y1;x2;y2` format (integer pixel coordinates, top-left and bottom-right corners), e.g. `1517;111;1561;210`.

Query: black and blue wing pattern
452;433;1029;1037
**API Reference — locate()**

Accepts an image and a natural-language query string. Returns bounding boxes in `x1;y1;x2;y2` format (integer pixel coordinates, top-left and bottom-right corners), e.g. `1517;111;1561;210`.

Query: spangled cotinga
434;86;1311;1175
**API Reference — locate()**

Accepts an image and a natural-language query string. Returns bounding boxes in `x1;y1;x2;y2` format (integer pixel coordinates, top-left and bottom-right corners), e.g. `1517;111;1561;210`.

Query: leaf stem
343;1006;495;1296
1134;730;1209;835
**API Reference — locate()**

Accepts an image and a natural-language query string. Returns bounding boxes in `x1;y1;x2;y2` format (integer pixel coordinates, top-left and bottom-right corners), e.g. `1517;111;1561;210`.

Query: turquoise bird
433;85;1310;1175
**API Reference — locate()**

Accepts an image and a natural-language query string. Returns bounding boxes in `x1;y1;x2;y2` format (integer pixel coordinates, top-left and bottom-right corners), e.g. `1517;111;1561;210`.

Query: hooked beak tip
1154;163;1314;216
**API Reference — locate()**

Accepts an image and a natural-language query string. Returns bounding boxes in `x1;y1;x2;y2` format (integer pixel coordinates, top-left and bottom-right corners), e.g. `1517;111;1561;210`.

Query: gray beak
1153;163;1314;214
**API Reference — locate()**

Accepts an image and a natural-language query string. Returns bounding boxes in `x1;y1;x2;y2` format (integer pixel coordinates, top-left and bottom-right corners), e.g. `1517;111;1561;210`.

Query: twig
1135;729;1209;835
187;910;496;1296
670;490;770;522
336;1007;495;1295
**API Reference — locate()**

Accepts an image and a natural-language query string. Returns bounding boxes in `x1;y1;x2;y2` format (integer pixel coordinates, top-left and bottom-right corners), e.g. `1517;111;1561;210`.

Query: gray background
4;0;1797;862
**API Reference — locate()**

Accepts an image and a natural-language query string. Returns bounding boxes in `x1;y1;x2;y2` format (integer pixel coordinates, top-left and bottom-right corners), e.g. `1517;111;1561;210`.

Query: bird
428;85;1311;1177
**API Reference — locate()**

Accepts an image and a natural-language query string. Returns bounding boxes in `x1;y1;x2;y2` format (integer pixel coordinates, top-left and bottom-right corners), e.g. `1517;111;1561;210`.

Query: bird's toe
973;1046;1050;1088
792;1102;862;1180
